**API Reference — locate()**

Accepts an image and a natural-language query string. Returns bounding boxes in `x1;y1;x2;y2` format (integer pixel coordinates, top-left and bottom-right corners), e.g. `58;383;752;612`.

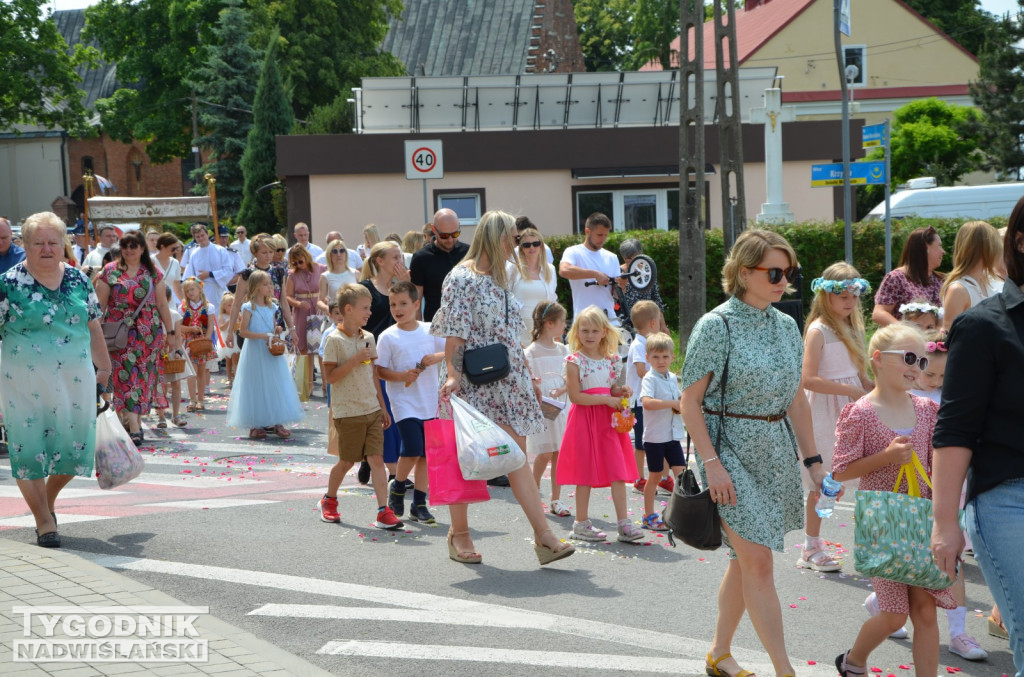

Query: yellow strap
891;451;932;497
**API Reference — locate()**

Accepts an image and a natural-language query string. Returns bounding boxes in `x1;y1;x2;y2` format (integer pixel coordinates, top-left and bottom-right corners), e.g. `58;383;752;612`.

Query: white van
865;179;1024;221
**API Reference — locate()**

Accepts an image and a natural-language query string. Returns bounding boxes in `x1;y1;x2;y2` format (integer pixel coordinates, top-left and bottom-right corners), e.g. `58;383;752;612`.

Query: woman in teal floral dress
681;230;827;677
94;230;177;446
0;212;112;548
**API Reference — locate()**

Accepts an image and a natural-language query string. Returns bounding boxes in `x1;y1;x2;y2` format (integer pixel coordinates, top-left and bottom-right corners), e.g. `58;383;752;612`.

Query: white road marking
69;551;836;674
317;640;714;674
0;514;114;528
137;498;278;509
0;487;123;500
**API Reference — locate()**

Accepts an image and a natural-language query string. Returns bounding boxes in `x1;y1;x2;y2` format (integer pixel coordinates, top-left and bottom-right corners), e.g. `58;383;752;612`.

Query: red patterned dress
832;394;956;614
102;263;167;414
182;299;217;367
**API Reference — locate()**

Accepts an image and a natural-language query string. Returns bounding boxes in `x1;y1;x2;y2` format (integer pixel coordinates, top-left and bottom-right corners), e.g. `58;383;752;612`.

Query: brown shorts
333;411;384;462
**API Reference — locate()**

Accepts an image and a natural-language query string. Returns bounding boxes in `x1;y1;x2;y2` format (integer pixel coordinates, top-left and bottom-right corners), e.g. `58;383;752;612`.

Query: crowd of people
2;203;1023;677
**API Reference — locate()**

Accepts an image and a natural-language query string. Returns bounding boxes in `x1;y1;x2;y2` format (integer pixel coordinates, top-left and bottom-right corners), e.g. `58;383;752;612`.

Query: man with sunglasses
229;226;253;266
558;212;621;324
183;223;246;308
410;208;469;321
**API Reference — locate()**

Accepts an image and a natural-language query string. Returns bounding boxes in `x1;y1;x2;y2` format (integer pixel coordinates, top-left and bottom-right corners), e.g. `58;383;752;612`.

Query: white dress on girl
802;319;861;489
226;302;305;429
524;341;569;458
509;263;557;346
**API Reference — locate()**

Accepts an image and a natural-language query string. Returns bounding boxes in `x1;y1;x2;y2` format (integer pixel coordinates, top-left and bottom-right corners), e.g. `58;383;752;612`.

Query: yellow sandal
705;652;755;677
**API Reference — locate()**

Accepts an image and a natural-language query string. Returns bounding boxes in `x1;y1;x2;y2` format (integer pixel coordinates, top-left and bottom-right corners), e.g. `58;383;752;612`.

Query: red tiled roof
641;0;976;71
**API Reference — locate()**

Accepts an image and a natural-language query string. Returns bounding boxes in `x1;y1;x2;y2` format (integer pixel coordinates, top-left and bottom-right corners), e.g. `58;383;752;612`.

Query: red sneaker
373;506;404;530
318;496;340;523
658;476;675;495
632;478;647;494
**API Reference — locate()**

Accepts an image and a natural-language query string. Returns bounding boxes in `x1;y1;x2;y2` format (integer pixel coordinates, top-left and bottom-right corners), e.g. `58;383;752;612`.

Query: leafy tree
238;35;293;234
901;0;998;57
249;0;405;121
969;9;1024;179
572;0;634;72
84;0;221;164
185;0;259;217
0;0;93;133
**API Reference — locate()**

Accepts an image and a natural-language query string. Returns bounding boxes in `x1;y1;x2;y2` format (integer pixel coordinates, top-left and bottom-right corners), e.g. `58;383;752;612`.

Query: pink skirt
556;388;637;488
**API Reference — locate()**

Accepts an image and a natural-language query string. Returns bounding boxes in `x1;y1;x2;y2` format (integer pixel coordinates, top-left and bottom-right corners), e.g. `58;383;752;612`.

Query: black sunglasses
330;248;345;255
880;350;929;370
275;248;286;253
120;241;141;250
520;241;542;249
752;266;800;285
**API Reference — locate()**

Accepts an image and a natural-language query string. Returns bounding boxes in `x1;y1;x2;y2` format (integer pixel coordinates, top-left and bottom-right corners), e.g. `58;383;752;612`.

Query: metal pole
191;89;202;178
884;118;893;272
422;179;428;224
834;0;852;263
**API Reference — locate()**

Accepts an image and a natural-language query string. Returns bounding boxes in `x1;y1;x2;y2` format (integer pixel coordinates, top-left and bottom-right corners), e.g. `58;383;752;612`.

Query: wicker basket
187;337;214;358
163;351;186;375
268;337;286;356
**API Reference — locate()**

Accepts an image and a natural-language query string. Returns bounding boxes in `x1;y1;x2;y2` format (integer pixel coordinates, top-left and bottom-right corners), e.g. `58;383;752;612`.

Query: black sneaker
408;504;435;524
357;461;371;485
387;479;406;517
486;475;510;487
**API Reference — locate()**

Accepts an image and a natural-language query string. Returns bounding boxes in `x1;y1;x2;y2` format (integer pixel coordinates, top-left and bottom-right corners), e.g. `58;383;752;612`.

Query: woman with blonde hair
681;229;825;677
509;227;557;346
941;220;1004;331
285;244;322;397
434;209;575;567
317;238;359;315
357;223;381;264
401;229;425;267
270;234;288;267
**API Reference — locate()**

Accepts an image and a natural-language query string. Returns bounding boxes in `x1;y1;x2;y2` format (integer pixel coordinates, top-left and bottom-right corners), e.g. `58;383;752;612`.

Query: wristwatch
802;454;823;469
167;330;176;335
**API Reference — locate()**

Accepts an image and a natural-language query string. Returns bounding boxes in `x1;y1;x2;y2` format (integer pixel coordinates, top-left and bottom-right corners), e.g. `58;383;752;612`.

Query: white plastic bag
94;407;145;490
451;395;526;481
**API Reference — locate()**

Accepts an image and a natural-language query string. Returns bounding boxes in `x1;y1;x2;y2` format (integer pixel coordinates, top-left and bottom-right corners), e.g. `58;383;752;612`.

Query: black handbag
462;288;511;385
664;311;731;550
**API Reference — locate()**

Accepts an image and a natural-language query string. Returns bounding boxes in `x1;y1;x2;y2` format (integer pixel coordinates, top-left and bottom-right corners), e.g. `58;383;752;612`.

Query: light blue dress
226;302;304;429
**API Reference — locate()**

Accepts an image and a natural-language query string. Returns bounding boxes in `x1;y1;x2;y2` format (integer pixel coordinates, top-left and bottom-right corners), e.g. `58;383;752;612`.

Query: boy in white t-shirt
376;281;445;524
626;301;673;495
638;332;686;531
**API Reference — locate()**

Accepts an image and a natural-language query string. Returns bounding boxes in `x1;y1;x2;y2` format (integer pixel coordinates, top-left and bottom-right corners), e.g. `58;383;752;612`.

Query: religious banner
85;197;212;222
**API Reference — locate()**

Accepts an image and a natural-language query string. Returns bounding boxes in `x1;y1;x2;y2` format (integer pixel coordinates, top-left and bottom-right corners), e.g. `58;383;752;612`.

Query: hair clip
926;340;947;353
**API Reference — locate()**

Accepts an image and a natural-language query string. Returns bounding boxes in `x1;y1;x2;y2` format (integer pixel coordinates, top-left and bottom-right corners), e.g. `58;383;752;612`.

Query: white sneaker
863;592;909;639
949;634;988;661
570;520;607;542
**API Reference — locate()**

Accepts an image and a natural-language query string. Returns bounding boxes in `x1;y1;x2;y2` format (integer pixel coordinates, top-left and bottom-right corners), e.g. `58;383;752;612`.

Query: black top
409;240;469;321
933;281;1024;502
360;279;395;339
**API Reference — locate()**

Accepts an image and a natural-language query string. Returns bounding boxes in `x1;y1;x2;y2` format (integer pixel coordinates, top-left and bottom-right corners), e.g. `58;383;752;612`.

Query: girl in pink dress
832;323;955;677
799;263;873;572
556;306;642;544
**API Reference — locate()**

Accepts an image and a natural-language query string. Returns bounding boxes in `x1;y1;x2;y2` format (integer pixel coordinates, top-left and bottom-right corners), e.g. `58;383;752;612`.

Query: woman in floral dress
0;212;113;547
680;230;826;677
284;244;322;397
872;225;945;326
94;229;176;446
433;210;574;567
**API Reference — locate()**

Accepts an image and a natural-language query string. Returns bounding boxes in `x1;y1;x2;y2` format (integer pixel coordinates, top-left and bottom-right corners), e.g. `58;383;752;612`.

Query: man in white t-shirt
229;225;254;266
285;222;324;264
314;230;360;268
558;212;621;322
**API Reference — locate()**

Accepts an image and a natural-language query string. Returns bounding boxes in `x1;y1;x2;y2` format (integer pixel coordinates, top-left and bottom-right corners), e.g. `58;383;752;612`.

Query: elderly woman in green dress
680;230;826;677
0;212;112;548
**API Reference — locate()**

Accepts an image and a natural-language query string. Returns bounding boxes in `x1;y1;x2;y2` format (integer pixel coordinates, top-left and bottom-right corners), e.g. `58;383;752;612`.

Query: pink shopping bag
426;418;489;506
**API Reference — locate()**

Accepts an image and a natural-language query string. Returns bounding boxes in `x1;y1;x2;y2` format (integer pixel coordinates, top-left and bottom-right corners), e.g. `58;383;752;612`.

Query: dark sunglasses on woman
520;241;542;249
752;265;800;285
120;241;141;250
880;350;929;370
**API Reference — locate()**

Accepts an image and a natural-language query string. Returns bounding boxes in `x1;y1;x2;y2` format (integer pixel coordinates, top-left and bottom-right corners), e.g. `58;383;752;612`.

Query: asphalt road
0;372;1012;676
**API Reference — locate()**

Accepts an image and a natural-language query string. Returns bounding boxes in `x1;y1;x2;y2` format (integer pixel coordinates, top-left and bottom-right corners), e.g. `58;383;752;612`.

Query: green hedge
546;217;998;325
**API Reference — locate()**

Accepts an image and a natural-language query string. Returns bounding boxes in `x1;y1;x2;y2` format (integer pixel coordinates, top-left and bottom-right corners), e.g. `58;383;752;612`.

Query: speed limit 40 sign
404;140;444;180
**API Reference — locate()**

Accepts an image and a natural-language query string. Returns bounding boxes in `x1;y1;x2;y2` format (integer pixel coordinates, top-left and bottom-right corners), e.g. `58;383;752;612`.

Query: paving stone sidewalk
0;538;333;677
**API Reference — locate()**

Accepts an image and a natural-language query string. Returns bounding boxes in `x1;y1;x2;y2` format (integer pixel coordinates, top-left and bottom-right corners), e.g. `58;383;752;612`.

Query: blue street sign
811;161;887;187
862;123;888;149
839;0;851;36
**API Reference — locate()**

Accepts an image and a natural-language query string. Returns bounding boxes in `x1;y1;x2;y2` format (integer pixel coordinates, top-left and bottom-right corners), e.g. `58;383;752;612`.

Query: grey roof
382;0;535;76
52;9;120;113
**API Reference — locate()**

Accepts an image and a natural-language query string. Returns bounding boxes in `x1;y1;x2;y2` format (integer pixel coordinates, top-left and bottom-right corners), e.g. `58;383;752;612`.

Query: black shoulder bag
664;311;731;550
462;288;512;385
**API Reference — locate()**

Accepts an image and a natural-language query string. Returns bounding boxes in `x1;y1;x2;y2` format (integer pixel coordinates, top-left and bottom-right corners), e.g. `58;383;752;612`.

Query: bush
545;217;998;326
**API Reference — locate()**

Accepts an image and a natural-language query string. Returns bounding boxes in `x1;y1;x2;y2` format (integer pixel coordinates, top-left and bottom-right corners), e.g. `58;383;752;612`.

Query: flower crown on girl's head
899;301;943;320
811;277;872;296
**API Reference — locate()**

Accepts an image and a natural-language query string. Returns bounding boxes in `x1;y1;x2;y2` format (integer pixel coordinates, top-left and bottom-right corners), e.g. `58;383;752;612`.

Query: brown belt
703;408;787;423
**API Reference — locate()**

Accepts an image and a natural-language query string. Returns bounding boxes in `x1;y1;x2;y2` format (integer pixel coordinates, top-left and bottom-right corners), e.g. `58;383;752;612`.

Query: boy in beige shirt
318;284;403;530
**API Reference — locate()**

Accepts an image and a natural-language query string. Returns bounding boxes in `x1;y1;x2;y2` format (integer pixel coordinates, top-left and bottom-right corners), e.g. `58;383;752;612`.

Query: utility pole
191;89;202;184
714;0;746;252
834;0;853;262
678;0;707;349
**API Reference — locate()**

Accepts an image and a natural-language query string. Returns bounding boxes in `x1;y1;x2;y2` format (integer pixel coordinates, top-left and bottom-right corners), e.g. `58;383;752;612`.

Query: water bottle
815;474;842;518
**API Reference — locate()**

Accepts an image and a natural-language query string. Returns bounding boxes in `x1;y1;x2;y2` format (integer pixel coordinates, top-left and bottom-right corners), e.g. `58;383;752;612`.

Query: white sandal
797;547;842;572
549;499;572;517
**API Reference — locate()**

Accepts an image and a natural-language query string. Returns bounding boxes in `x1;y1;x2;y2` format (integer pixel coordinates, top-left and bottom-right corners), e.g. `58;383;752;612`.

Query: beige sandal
447;529;482;564
534;530;575;566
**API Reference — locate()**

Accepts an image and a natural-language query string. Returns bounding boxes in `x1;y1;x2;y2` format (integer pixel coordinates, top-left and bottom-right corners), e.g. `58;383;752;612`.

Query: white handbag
450;395;526;481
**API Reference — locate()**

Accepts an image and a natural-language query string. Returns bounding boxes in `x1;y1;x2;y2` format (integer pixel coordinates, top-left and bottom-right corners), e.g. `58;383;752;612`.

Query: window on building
575;187;686;232
434;189;486;226
82;156;94;174
843;46;866;87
